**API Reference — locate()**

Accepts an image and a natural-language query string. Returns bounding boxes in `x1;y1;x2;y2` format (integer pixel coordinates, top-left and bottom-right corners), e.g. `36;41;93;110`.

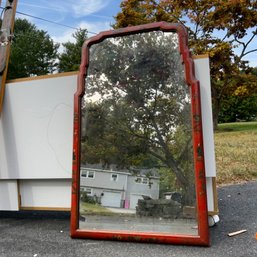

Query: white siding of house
130;194;144;209
127;176;159;201
101;191;122;208
80;169;128;191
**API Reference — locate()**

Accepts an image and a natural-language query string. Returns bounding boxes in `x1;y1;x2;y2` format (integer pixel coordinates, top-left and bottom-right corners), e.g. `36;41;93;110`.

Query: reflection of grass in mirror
80;202;136;217
80;202;115;216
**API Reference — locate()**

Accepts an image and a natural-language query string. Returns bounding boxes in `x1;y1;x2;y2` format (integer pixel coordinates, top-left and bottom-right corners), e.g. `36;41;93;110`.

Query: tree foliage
114;0;257;127
7;19;59;79
219;68;257;122
58;29;88;72
219;95;257;123
252;67;257;77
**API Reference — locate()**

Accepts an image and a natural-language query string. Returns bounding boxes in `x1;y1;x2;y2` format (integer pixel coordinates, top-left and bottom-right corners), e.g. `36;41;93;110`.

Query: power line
0;7;98;35
17;10;79;30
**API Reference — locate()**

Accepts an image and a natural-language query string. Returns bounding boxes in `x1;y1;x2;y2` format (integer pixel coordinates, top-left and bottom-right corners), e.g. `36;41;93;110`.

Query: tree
58;29;88;72
252;67;257;77
219;68;257;122
114;0;257;128
81;32;195;203
7;19;59;79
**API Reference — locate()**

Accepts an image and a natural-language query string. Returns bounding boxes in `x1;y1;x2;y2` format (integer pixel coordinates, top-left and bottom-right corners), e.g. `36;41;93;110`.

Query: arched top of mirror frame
71;22;209;246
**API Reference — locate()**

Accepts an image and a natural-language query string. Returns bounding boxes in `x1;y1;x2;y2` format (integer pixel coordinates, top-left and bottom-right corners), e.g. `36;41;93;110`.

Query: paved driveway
0;181;257;257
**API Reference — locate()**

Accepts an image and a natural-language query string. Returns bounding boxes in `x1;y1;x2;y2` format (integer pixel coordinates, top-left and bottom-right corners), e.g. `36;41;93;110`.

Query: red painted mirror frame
71;22;209;246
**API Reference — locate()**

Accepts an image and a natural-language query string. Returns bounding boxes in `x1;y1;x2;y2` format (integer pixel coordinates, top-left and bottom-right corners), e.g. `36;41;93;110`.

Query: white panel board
194;57;216;177
0;73;77;179
19;179;71;208
206;177;214;212
0;180;19;210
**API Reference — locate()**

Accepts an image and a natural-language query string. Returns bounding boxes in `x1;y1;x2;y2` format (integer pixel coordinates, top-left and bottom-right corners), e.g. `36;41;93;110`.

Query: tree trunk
211;84;221;131
212;100;220;130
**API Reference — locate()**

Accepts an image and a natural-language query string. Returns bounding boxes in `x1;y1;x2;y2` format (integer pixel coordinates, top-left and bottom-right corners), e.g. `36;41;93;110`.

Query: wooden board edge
20;206;71;211
17;179;21;210
208;211;219;216
212;177;219;214
6;71;79;84
192;54;209;60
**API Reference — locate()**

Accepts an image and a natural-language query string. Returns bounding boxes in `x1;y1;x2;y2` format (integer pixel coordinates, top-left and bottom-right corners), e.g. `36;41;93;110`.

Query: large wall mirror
71;22;209;245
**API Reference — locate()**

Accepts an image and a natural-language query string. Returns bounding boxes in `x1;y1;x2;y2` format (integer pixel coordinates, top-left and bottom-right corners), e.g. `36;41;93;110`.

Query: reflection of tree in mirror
81;31;195;204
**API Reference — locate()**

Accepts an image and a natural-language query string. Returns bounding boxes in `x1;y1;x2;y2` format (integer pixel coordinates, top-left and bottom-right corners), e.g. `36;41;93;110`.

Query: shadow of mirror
79;30;197;235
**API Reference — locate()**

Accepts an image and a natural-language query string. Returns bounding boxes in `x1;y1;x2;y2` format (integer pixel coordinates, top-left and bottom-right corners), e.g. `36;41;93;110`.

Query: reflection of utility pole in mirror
71;22;209;246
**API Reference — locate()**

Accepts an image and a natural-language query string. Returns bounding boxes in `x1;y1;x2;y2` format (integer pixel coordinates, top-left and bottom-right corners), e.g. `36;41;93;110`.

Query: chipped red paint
71;22;209;246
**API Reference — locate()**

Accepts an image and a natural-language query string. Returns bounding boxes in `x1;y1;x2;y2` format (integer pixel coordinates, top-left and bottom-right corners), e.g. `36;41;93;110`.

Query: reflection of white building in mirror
80;167;159;209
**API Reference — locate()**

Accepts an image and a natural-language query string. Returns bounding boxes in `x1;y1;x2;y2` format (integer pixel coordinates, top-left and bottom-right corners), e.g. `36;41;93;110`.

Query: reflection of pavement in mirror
79;215;198;235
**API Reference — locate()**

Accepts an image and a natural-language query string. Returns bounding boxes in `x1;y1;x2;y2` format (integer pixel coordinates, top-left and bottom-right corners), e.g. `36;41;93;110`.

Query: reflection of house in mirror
80;165;159;209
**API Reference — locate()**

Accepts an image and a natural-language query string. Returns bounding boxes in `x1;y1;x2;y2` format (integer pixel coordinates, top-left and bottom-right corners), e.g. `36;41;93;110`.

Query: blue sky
1;1;256;66
13;0;121;44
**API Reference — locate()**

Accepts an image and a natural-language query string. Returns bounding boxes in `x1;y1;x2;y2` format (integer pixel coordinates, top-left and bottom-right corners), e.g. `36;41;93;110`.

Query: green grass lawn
217;121;257;132
215;121;257;185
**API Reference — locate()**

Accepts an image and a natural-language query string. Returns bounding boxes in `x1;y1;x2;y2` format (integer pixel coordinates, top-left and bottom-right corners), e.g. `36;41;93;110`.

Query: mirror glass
79;31;197;235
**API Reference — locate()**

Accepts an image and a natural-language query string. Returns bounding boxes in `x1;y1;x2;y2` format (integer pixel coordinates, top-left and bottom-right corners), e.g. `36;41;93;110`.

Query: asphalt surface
0;181;257;257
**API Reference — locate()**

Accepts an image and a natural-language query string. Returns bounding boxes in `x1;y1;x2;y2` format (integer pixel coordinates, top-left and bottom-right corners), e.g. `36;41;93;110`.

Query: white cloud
15;0;116;50
18;3;61;12
78;21;112;34
18;1;67;23
71;0;110;18
18;0;110;22
16;13;34;23
52;29;76;45
52;21;112;44
52;20;112;54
